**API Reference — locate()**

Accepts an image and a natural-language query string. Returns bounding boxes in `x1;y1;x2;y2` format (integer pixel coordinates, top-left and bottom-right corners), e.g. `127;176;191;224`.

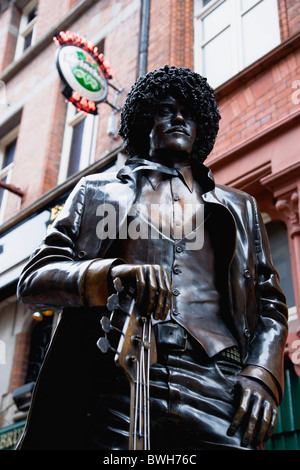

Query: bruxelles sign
54;31;113;115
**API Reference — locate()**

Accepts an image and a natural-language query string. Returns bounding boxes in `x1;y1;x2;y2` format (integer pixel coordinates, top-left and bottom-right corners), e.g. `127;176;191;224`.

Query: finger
153;266;167;320
161;269;172;320
135;266;146;307
264;407;278;442
254;400;272;445
227;386;251;437
111;265;138;292
241;393;263;447
146;265;158;316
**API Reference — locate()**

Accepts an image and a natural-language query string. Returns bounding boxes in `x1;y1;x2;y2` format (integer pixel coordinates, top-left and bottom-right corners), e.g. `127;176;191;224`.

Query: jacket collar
146;166;194;192
117;156;215;195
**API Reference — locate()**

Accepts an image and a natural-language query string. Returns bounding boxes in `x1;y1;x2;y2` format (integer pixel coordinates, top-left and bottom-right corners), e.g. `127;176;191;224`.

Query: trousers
85;338;258;450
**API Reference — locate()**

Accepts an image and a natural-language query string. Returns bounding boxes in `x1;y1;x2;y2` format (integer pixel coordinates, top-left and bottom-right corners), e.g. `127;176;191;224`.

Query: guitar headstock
97;277;157;384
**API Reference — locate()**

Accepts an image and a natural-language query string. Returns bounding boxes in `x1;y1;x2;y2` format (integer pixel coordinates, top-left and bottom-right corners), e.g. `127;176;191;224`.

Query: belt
219;347;241;364
155;322;241;364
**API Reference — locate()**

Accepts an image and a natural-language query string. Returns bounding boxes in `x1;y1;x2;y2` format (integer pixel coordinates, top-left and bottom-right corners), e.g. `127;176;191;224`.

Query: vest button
244;328;251;338
173;289;180;296
173;267;181;275
244;269;251;278
176;246;183;253
173;309;180;316
173;195;180;201
78;251;86;258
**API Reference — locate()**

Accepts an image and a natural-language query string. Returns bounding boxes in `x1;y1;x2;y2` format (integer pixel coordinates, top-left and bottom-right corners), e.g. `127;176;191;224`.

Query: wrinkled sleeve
241;196;288;404
17;177;122;311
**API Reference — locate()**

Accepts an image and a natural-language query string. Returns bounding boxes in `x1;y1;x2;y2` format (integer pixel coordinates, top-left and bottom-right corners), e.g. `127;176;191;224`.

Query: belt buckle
172;332;187;352
156;323;188;352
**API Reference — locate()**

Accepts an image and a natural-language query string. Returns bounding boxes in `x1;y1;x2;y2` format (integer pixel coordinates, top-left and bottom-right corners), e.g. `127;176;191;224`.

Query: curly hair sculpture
119;65;221;163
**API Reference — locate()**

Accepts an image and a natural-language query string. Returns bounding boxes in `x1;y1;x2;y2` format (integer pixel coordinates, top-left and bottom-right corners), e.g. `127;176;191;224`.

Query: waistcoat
111;171;237;357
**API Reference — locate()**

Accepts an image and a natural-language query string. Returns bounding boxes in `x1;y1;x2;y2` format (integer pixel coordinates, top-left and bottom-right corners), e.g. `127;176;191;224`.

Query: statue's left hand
227;376;278;448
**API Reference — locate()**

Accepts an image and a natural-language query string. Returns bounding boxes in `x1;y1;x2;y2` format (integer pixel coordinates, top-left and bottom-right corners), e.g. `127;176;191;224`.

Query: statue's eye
183;110;191;119
157;105;173;116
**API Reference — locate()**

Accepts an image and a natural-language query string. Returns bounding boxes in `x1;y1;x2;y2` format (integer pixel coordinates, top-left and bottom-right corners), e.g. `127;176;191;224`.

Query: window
58;105;98;183
0;127;18;223
15;0;38;59
25;315;53;384
194;0;281;88
58;39;105;183
266;220;296;321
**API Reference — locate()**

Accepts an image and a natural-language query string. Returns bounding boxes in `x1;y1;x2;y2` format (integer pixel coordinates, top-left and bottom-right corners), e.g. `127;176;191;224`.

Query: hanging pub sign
53;31;113;115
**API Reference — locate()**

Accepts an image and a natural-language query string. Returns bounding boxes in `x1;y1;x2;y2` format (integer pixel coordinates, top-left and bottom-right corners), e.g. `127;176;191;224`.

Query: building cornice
261;161;300;196
208;107;300;170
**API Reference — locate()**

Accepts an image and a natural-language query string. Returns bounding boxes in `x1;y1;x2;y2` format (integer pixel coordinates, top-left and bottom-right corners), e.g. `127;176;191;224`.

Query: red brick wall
148;0;172;69
147;0;194;71
2;0;300;219
1;0;141;220
8;332;31;393
169;0;194;70
4;71;67;214
210;48;300;161
41;81;68;194
286;0;300;36
278;0;290;40
35;0;81;41
0;6;20;72
94;1;141;160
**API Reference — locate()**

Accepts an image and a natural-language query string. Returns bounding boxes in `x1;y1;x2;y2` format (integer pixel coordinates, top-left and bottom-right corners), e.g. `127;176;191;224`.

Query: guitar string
147;320;151;450
134;318;152;449
142;321;149;450
134;359;139;450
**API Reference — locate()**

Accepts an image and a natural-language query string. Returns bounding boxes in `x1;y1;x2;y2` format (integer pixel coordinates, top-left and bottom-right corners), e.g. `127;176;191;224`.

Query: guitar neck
128;317;154;450
100;284;157;450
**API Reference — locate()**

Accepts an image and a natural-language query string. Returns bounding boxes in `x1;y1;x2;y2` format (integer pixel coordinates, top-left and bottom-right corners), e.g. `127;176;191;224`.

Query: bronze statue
16;66;288;450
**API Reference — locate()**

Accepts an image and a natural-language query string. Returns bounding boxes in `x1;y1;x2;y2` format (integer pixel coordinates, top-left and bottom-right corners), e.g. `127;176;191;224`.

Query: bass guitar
96;277;157;450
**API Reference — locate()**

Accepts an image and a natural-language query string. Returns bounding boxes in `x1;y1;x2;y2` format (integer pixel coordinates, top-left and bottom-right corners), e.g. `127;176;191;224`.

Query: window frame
265;219;297;323
194;0;281;89
0;126;19;224
14;0;38;60
57;104;99;184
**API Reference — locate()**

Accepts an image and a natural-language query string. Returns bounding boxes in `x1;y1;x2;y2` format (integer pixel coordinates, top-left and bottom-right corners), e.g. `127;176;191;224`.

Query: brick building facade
0;0;299;450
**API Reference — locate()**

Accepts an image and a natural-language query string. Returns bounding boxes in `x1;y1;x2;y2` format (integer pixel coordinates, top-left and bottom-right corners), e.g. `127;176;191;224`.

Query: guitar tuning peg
100;316;112;333
128;355;137;363
96;337;118;355
132;334;142;343
96;336;110;353
106;293;121;312
113;276;124;292
100;316;124;335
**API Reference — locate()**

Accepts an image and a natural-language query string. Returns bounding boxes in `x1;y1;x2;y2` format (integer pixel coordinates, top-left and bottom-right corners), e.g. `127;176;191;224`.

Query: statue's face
149;96;197;162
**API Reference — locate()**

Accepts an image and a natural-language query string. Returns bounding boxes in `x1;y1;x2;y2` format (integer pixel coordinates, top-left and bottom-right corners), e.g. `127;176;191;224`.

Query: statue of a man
16;66;288;450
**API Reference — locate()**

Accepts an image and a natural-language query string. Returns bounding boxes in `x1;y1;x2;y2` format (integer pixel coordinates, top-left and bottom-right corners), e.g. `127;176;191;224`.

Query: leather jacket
17;160;288;407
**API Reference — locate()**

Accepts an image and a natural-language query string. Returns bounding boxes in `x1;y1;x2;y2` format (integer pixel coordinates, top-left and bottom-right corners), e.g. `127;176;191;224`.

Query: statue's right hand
110;264;172;321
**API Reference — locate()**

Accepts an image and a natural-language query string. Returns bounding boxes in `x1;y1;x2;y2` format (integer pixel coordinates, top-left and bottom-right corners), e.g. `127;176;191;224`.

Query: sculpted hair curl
119;65;221;163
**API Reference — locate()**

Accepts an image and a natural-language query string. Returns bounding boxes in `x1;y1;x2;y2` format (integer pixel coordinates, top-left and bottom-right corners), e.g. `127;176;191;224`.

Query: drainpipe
137;0;150;77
